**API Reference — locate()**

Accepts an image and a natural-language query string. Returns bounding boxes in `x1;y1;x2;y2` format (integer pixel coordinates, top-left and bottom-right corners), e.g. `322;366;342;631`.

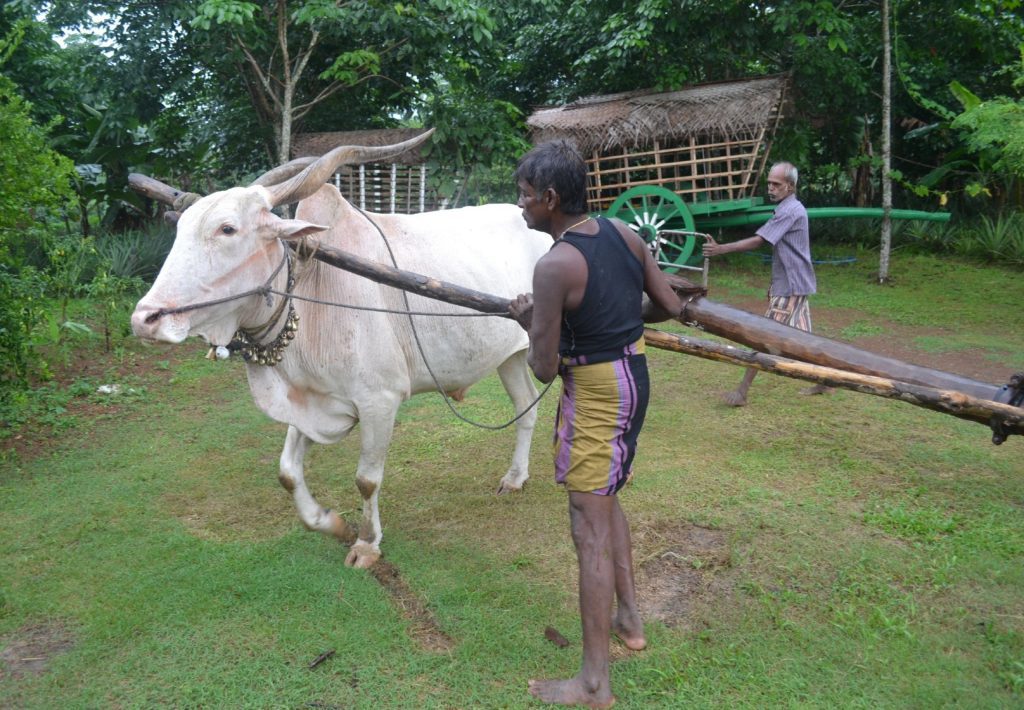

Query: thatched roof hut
291;127;438;213
526;75;789;211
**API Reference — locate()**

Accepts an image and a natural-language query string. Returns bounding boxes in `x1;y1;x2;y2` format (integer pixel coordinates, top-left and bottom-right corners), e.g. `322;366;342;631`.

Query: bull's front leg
346;397;401;569
496;350;539;493
279;425;357;543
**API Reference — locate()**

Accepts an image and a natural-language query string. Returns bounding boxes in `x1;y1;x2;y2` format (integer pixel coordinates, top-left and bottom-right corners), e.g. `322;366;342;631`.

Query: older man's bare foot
799;384;833;396
527;677;615;708
612;617;647;651
720;390;748;407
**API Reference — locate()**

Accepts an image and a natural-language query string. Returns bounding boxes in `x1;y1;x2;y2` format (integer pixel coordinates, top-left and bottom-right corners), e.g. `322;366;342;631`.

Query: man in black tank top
509;140;682;708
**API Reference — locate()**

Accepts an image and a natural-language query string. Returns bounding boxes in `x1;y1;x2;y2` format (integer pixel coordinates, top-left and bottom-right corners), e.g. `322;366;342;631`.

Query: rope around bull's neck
351;204;553;431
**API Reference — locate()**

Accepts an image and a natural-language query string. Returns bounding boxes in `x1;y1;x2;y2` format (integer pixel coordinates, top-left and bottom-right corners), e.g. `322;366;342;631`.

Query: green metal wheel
606;186;697;273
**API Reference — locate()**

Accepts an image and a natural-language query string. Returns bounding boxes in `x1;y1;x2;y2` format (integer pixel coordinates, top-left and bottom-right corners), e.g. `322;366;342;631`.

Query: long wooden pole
295;236;515;316
678;293;1000;401
643;329;1024;440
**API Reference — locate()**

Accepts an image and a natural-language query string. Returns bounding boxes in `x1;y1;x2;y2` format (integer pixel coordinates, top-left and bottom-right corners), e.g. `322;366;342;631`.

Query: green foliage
0;63;77;395
319;48;381;85
43;233;97;322
0;76;75;256
952;98;1024;180
190;1;258;30
424;86;529;200
953;212;1024;265
0;264;46;391
94;227;175;282
83;268;146;353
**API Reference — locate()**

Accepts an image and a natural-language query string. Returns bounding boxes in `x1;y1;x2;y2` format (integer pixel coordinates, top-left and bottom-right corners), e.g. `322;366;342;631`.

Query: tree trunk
878;0;894;283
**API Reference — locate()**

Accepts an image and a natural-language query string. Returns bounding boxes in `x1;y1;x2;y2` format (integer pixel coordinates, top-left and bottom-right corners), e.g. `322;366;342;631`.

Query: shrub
0;75;77;397
94;226;175;282
0;264;46;392
969;212;1024;265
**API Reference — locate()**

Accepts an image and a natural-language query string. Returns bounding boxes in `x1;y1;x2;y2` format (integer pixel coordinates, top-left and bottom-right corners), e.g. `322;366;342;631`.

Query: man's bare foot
799;384;833;396
720;389;748;407
612;617;647;651
528;677;615;708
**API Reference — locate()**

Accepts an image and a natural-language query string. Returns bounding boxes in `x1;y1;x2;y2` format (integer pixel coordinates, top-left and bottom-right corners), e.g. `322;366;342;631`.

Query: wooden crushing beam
643;329;1024;439
669;275;1001;402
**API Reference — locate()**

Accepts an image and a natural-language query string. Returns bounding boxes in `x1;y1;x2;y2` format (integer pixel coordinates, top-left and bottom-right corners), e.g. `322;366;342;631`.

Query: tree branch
237;35;283;114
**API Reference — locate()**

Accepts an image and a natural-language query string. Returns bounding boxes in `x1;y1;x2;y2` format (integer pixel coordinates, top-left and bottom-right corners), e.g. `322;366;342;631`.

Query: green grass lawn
1;251;1022;708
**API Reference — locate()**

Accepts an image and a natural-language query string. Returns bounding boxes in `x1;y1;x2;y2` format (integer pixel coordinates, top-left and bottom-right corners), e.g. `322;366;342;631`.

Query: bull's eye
219;224;237;235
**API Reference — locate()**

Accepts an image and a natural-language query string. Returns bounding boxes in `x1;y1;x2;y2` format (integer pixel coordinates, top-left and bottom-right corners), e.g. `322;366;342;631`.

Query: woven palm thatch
527;75;789;210
527;75;787;154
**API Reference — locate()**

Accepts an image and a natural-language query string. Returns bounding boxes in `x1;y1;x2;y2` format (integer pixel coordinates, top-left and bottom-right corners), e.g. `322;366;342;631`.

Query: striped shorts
553;339;650;495
765;294;813;331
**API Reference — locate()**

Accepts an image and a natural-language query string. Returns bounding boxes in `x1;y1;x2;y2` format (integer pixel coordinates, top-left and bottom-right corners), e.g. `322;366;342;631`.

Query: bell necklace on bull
220;240;301;366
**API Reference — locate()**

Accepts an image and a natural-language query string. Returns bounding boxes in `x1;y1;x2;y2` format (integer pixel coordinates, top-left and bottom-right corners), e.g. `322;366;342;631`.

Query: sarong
553;339;649;495
765;294;812;331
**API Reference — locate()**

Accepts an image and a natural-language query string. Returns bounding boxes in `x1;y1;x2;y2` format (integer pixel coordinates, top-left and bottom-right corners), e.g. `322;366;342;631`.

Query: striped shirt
756;194;817;297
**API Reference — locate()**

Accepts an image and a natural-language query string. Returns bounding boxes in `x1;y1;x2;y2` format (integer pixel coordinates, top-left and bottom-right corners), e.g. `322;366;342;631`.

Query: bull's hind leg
496;349;539;494
346;395;402;569
279;425;356;543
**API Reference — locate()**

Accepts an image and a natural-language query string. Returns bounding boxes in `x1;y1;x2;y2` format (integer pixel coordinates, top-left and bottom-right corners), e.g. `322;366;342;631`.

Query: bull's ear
257;208;328;240
275;219;329;240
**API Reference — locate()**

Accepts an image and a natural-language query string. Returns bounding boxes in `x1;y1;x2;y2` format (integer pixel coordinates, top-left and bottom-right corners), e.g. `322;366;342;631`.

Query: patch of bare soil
0;620;76;681
368;560;454;653
3;343;198;464
630;521;732;631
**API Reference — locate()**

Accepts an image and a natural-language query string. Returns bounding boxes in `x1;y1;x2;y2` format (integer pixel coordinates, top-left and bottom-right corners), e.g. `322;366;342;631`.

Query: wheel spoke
606;186;695;273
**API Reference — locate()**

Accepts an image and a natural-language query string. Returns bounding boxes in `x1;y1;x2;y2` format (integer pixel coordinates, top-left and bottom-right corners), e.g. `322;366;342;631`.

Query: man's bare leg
528;492;616;708
721;367;757;407
609;497;646;651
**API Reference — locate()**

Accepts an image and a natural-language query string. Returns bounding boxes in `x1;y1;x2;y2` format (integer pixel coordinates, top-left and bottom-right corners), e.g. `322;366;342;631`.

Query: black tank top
557;216;644;362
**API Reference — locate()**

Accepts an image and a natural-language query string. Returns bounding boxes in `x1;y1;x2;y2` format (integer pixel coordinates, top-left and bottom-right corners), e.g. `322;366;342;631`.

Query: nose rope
142;246;291;323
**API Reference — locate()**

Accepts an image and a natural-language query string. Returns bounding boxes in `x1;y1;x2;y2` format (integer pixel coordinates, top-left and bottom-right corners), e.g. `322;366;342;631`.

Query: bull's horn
265;128;435;209
249;157;318;187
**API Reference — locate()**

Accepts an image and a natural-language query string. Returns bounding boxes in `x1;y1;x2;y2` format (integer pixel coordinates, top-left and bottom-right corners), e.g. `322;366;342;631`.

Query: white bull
131;133;549;568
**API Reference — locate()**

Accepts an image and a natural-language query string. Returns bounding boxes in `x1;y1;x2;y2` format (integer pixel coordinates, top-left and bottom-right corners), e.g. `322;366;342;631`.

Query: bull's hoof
345;543;381;569
496;477;526;495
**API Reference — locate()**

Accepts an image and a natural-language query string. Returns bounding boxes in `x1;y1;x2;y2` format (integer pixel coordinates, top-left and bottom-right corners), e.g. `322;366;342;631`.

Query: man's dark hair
515;139;588;214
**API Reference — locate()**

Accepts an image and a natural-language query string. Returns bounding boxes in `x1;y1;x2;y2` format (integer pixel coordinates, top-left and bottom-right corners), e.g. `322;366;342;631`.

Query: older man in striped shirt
702;161;831;406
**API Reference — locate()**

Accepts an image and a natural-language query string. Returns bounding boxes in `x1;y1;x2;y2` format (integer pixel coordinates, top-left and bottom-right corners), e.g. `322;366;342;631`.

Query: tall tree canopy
3;0;1022;216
